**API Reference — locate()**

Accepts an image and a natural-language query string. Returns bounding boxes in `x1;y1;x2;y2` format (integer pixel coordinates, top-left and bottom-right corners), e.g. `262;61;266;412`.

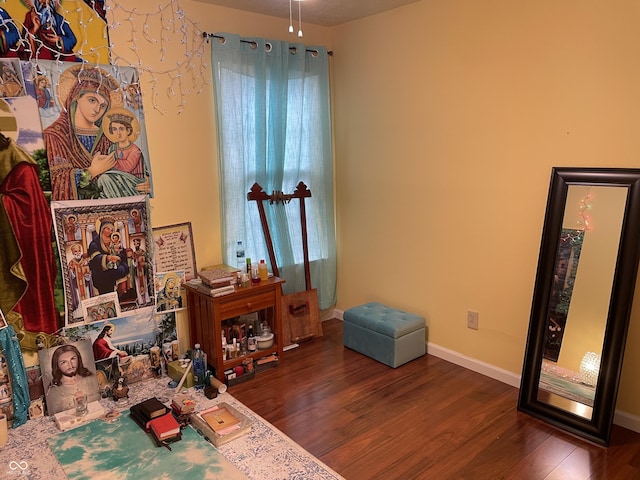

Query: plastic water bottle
192;343;207;388
236;240;245;271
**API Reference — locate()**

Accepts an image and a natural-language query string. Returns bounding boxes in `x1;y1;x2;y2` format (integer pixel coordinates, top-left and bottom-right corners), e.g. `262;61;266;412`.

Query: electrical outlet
467;310;479;330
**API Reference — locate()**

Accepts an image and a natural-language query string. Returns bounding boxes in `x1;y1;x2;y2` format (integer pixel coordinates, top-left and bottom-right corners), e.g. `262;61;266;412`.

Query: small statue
112;375;129;402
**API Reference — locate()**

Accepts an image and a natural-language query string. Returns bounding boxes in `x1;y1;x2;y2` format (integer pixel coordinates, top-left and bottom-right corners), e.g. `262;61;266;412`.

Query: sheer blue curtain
210;33;336;309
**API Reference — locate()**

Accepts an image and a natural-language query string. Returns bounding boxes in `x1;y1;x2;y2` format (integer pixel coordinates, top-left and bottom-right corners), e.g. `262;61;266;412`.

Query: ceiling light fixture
297;0;303;38
288;0;294;33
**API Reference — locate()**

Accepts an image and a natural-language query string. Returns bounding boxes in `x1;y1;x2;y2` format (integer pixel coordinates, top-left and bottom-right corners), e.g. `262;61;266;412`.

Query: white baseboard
425;342;521;388
332;309;640;433
614;410;640;433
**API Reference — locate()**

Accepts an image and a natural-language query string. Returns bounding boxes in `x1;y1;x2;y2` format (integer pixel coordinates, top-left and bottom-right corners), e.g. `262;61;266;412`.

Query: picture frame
155;270;187;312
152;222;198;281
50;196;154;325
38;340;101;416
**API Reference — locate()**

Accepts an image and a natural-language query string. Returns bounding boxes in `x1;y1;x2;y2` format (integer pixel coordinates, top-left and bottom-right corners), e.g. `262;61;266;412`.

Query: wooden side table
185;277;285;382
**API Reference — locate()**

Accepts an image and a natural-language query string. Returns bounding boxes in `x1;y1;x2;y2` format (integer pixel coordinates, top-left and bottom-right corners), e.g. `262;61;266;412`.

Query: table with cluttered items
1;374;253;479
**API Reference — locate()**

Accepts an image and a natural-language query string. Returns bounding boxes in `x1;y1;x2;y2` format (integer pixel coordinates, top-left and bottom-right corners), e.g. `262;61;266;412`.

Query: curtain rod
202;32;333;56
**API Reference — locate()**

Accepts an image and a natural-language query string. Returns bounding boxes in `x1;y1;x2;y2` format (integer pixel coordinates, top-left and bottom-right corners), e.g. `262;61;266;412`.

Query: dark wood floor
229;319;640;479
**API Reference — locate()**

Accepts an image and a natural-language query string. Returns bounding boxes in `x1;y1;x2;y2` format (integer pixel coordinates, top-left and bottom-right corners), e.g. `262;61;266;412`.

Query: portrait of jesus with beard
39;340;100;415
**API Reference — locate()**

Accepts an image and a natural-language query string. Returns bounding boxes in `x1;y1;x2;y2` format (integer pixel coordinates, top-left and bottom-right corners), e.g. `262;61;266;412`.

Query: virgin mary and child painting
27;60;153;201
51;196;154;325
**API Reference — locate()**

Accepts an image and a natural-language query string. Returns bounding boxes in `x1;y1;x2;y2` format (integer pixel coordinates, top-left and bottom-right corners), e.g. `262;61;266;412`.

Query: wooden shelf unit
185;277;285;382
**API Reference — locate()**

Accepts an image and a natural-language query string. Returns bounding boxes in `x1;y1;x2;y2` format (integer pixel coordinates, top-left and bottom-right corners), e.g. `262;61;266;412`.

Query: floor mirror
518;167;640;446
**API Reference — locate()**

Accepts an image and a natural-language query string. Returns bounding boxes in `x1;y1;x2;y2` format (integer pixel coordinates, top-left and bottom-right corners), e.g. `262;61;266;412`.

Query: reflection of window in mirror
557;186;626;370
537;185;627;415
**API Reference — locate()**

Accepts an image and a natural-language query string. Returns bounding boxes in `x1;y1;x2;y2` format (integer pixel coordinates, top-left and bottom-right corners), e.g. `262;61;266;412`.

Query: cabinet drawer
219;290;275;318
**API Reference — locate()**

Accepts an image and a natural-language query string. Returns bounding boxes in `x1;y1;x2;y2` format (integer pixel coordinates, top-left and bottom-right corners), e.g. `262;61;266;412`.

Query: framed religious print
50;196;155;325
39;340;100;416
155;270;187;312
152;222;197;281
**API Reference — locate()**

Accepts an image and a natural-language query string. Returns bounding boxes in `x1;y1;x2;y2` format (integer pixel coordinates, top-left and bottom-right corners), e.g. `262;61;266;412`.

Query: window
210;34;336;308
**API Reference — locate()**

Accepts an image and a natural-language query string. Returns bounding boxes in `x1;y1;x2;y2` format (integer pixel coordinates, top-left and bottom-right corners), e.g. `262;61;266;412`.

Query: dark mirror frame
518;167;640;446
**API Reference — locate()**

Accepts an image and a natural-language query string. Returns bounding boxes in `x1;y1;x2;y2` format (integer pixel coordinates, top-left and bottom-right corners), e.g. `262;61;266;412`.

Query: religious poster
80;292;121;324
64;310;178;390
0;1;109;64
22;60;152;201
51;195;155;325
155;270;187;312
38;339;101;416
152;222;197;281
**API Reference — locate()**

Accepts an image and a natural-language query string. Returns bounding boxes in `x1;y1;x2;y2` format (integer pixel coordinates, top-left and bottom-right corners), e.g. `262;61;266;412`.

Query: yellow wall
109;1;640;417
330;0;640;416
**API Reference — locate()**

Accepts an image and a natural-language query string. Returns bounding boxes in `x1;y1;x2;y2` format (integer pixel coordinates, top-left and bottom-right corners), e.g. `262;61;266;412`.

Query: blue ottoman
343;302;426;368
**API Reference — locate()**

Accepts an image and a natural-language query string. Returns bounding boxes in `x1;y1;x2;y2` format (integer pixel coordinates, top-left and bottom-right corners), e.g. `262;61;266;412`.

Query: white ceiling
193;0;420;27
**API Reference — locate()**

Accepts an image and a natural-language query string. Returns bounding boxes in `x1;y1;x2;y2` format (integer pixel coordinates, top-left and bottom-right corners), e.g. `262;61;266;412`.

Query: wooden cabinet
185;277;285;382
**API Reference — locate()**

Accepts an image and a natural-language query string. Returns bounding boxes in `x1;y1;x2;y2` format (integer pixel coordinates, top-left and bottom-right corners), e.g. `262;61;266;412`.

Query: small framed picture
29;397;45;419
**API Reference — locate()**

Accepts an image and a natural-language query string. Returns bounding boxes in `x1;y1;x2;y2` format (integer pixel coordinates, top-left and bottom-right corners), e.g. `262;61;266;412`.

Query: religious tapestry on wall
22;60;152;201
0;0;108;64
50;195;155;326
0;77;62;351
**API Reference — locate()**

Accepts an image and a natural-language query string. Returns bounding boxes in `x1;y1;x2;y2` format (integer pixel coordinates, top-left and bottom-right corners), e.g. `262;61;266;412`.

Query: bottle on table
236;240;245;271
248;325;257;352
192;343;207;388
258;259;269;281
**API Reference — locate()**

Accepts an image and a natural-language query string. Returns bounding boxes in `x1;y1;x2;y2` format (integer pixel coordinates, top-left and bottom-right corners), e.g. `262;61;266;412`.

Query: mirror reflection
536;185;627;419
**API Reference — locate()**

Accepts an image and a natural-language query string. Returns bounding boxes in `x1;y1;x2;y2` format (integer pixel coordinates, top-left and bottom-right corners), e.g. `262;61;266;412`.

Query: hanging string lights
577;188;593;231
18;0;208;114
19;0;314;114
105;0;209;114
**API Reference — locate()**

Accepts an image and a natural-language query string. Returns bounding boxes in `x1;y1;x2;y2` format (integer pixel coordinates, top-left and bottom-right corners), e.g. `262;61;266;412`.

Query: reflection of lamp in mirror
579;352;601;386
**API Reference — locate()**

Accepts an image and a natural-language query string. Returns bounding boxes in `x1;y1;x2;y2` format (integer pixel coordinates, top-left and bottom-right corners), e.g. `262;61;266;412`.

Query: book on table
198;264;240;287
149;412;181;441
130;399;182;447
132;397;168;420
189;402;253;447
189;281;236;298
130;397;169;430
201;405;240;432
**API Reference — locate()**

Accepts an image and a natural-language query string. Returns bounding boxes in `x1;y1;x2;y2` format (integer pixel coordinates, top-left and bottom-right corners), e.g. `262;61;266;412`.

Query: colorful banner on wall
0;0;108;64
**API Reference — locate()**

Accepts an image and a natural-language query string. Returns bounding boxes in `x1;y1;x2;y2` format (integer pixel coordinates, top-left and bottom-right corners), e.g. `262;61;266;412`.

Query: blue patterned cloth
0;326;30;427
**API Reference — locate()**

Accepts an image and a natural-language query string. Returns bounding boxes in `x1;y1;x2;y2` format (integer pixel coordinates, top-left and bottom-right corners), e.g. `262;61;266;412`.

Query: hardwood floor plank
228;319;640;479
